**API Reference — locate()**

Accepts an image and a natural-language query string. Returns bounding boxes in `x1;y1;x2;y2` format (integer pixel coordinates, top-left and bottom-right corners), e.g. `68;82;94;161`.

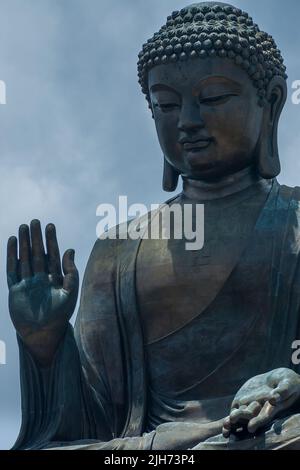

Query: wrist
18;323;69;367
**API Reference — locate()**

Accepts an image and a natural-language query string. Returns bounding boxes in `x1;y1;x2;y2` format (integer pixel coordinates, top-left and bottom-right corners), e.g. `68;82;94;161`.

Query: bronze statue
7;2;300;450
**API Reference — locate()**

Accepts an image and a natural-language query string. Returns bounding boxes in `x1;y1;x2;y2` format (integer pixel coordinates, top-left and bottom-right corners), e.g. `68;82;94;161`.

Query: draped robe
13;178;300;450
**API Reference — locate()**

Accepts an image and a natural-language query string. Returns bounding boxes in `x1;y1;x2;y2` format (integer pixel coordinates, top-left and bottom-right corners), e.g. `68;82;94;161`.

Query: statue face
148;57;264;181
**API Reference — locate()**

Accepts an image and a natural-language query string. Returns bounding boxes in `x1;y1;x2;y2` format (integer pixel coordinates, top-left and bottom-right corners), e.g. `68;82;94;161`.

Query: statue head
137;2;287;191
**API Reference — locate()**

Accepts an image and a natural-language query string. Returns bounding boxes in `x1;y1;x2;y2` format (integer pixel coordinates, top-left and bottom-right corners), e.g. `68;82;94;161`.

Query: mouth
183;139;213;151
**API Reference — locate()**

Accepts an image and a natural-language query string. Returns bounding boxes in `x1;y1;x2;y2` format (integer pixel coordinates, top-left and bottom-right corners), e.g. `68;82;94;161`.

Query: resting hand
222;368;300;437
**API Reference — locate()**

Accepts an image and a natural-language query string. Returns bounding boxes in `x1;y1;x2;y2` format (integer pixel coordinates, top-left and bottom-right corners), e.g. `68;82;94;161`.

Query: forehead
148;57;253;93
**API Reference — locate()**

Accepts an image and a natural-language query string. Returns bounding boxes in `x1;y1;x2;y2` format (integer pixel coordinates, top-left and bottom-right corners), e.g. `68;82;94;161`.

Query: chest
136;204;267;344
136;233;274;399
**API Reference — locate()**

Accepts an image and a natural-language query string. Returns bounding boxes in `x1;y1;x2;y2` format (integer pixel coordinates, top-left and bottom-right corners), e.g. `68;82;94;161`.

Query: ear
257;76;287;179
162;157;179;192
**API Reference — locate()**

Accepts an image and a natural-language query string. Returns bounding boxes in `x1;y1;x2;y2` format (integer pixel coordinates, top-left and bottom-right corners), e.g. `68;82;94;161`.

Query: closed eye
200;94;238;105
154;103;180;112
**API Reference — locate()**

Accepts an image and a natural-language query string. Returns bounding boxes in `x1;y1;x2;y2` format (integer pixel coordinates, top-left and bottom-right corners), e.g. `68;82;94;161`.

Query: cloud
1;0;300;449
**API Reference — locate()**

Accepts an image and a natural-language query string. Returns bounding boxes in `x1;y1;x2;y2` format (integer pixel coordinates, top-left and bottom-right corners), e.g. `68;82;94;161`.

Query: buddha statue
7;2;300;450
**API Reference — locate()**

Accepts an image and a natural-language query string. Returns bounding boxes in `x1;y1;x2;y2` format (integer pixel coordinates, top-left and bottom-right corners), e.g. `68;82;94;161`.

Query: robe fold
13;179;300;450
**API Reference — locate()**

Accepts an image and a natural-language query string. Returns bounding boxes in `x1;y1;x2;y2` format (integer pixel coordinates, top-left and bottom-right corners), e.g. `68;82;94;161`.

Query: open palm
7;220;79;365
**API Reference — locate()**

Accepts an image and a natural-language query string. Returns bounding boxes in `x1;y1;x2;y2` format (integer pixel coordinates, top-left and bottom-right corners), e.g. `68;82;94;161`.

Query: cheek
204;100;262;151
155;114;180;152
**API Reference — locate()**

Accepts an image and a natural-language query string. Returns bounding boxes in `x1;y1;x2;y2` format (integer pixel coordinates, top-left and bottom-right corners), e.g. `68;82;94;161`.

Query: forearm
59;420;224;451
15;325;91;449
151;420;223;450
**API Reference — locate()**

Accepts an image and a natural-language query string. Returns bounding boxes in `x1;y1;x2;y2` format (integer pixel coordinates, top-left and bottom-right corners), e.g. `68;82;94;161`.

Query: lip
183;139;212;151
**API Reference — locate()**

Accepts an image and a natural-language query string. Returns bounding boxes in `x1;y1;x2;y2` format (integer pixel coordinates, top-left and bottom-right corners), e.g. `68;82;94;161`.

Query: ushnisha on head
137;2;288;191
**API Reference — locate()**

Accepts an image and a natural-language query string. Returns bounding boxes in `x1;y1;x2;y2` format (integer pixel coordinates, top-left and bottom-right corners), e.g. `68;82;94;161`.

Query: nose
177;99;204;133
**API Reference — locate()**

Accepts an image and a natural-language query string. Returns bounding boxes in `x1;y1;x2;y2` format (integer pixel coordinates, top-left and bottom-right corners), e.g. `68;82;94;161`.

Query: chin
184;158;222;180
183;154;252;181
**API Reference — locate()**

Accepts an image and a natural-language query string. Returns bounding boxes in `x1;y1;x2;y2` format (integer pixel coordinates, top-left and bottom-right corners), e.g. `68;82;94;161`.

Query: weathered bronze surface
7;2;300;450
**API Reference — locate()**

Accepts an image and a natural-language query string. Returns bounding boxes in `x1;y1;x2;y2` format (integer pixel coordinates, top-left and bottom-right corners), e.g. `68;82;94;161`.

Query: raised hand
7;220;79;366
222;368;300;438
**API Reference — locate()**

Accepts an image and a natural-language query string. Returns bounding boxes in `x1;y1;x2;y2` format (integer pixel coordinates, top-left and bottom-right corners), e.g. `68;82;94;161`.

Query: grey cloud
0;0;300;449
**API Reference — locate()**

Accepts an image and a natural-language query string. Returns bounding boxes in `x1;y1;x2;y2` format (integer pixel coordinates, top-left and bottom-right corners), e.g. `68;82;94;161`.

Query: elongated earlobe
162;157;179;192
256;120;281;179
257;77;287;179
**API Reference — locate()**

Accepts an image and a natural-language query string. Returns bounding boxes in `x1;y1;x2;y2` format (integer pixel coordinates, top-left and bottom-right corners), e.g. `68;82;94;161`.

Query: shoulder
83;213;150;278
85;191;182;274
276;182;300;215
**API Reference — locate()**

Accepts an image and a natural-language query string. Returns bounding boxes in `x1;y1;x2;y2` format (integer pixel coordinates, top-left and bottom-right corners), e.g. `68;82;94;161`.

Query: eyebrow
150;84;180;96
193;75;242;94
150;76;242;97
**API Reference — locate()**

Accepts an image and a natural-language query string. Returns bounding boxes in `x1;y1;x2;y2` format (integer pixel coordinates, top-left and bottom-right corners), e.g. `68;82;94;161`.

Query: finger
268;392;281;406
236;390;276;406
247;401;276;434
247;401;262;417
269;380;292;404
19;224;32;279
230;401;262;425
30;219;46;274
231;400;240;410
222;416;231;438
229;405;249;424
7;236;18;287
62;249;79;292
45;223;63;283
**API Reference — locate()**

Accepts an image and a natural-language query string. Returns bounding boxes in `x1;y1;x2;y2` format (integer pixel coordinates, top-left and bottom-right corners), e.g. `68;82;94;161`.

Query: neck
181;167;264;201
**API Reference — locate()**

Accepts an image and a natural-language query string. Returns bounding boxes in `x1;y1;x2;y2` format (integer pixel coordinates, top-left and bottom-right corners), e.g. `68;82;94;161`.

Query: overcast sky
0;0;300;449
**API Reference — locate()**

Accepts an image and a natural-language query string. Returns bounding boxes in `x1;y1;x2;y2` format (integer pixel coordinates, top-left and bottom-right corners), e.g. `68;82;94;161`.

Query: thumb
62;249;79;292
269;380;292;405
